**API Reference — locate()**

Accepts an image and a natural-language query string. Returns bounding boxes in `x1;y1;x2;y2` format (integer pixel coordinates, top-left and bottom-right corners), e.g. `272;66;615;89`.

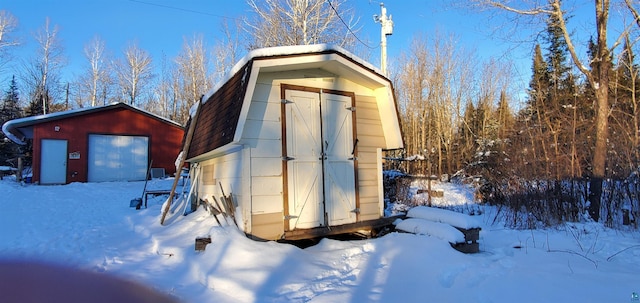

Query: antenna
374;3;393;76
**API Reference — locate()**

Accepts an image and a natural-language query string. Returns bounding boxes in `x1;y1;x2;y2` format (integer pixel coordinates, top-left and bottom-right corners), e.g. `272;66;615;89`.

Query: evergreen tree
517;11;580;180
452;100;477;171
495;90;514;139
0;75;23;164
24;93;46;116
544;12;573;105
526;44;549;122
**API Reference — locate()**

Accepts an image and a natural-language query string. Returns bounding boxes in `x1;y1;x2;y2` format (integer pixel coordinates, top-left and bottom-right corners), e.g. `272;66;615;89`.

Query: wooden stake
203;198;222;226
212;196;228;218
219;182;238;227
160;97;203;225
212;196;230;226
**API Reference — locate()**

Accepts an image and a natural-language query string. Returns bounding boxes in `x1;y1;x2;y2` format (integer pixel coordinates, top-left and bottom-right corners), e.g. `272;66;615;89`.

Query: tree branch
481;0;553;15
552;0;593;85
624;0;640;29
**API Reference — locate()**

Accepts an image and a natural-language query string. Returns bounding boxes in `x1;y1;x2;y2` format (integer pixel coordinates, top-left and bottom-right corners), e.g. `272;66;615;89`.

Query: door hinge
282;156;295;161
285;215;298;220
346;106;356;111
348;157;358;161
281;99;294;104
351;208;360;214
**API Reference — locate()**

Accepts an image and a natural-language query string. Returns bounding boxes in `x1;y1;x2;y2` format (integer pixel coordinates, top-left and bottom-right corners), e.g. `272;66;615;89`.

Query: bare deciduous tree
114;42;153;106
212;19;243;84
0;11;19;74
77;36;111;107
244;0;358;49
177;35;210;103
472;0;627;222
172;35;210;124
22;17;65;115
152;53;174;119
394;32;477;176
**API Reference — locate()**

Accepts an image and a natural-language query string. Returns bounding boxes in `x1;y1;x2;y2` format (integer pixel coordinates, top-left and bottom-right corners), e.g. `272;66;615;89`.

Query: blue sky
0;0;611;103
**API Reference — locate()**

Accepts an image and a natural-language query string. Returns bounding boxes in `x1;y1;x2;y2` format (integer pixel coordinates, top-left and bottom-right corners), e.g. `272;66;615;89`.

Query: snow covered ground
1;177;639;302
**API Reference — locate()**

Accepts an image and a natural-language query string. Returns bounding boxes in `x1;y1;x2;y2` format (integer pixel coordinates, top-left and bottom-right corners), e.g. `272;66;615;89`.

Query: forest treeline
1;1;639;227
391;16;640;228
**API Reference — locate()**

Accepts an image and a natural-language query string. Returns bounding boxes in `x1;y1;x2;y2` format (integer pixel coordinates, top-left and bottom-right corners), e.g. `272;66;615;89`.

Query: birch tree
212;20;243;84
153;53;174;119
0;11;19;75
114;42;153;106
244;0;357;49
174;35;210;123
22;17;65;115
77;36;111;107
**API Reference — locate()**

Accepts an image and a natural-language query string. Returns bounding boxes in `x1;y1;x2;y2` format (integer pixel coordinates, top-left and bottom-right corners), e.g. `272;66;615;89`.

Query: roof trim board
2;102;182;145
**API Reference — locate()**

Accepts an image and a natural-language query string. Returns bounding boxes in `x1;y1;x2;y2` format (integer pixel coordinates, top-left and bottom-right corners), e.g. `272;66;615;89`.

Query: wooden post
17;157;23;182
427;175;432;207
160;97;203;225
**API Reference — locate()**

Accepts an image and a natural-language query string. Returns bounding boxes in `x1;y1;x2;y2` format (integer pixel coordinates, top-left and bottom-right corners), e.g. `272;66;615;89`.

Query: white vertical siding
197;149;248;230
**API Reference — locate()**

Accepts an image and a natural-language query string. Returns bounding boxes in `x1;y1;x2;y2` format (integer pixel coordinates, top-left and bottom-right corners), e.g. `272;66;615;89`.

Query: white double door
284;88;357;230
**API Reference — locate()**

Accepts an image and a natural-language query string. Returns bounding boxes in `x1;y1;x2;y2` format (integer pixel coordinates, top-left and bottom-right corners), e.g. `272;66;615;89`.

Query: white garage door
88;134;149;182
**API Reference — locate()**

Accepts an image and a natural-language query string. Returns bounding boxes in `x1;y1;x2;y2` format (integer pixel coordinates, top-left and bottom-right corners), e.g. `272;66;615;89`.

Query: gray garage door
88;134;149;182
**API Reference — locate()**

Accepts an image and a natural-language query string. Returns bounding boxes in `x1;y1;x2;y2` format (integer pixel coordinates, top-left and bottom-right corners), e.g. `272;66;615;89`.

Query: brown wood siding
188;62;252;159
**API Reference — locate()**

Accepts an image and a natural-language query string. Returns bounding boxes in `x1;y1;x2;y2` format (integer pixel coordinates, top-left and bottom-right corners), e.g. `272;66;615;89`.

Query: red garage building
2;102;184;184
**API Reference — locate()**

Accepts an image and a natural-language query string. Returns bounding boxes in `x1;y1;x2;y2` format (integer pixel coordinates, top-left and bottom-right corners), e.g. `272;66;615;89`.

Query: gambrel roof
187;44;403;161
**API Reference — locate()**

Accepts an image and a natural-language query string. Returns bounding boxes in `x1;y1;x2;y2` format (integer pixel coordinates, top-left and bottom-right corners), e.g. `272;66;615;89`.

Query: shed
2;102;184;184
186;44;403;241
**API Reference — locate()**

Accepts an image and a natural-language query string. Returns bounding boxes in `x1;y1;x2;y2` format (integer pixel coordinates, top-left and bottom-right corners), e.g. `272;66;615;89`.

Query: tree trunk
588;0;611;222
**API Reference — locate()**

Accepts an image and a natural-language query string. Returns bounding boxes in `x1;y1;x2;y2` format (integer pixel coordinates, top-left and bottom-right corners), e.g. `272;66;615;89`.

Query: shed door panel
321;93;356;225
284;88;357;231
285;89;324;229
88;135;149;182
40;139;67;184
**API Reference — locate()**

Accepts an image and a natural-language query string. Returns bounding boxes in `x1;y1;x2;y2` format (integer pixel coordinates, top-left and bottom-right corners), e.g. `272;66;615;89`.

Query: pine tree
495;90;514;139
453;101;477;171
544;12;573;106
517;11;580;180
0;76;23;164
526;44;549;121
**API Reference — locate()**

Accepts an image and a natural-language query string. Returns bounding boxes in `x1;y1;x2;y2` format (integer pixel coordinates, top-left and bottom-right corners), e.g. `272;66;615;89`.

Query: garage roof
2;102;182;145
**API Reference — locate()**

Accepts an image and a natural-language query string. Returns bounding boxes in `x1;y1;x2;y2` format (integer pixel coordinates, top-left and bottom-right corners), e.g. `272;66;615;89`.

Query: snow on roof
2;121;25;145
2;103;182;145
194;44;386;116
407;206;482;229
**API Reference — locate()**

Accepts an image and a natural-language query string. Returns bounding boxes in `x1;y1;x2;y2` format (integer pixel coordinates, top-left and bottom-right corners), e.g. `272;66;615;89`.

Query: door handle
352;139;359;155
